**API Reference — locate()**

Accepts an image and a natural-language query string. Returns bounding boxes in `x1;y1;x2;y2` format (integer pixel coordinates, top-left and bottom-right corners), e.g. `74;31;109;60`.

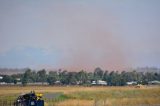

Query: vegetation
0;86;160;106
0;67;160;86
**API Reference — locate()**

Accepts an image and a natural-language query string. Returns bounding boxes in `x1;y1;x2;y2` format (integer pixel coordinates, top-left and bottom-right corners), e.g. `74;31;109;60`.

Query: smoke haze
0;1;160;71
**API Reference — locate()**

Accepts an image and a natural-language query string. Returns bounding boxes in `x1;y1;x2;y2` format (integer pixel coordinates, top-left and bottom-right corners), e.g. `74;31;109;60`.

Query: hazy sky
0;0;160;71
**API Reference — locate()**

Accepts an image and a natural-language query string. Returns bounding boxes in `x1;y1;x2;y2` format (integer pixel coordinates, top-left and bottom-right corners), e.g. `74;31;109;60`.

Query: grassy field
0;85;160;106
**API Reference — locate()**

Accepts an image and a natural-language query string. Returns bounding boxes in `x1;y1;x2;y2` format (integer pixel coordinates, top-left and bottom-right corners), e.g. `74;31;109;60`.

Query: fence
0;99;15;106
0;97;160;106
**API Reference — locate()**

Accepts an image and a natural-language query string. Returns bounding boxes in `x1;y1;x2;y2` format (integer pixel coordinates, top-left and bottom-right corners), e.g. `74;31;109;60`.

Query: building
148;80;160;85
16;78;21;81
97;80;107;85
126;81;137;85
91;81;96;85
0;76;3;80
91;80;107;85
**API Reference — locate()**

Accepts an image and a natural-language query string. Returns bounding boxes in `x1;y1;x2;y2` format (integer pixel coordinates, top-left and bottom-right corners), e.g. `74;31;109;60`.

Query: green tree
76;70;88;84
87;72;94;82
3;75;13;83
47;71;58;85
37;69;47;83
94;67;104;81
59;70;68;84
68;72;77;85
47;76;57;85
22;69;32;86
103;70;109;81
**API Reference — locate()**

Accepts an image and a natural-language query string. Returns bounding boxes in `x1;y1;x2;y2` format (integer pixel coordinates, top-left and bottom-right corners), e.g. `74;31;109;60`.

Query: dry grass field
0;85;160;106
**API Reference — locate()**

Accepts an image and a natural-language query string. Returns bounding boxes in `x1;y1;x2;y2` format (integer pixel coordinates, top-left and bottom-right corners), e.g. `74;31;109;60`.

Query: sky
0;0;160;71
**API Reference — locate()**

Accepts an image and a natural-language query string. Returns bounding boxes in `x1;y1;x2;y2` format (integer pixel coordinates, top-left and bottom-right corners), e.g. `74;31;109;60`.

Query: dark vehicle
14;91;44;106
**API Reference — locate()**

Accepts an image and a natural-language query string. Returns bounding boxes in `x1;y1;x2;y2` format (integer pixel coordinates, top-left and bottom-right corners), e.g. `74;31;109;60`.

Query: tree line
0;67;160;86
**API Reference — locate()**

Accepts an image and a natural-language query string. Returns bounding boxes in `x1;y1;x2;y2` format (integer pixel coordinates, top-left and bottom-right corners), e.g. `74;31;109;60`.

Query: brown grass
0;85;160;106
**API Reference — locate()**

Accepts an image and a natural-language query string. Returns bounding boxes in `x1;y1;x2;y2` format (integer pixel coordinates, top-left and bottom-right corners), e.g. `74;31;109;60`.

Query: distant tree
120;71;127;85
145;72;154;81
47;71;58;85
11;74;23;81
154;72;159;80
76;70;88;84
13;79;17;84
59;70;68;84
3;75;13;83
47;76;57;85
22;78;27;86
22;69;32;86
68;72;77;85
30;71;38;82
10;74;22;84
37;69;47;83
117;71;126;86
1;67;159;86
94;67;104;81
158;73;160;81
103;70;109;81
111;71;120;86
107;71;114;86
87;72;94;82
107;71;120;86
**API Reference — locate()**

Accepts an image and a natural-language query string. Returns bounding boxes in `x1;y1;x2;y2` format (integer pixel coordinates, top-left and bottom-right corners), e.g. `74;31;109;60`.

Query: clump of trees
0;67;160;86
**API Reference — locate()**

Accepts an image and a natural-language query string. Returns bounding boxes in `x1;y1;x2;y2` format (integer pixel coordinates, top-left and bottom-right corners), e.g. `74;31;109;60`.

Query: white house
91;81;96;85
0;82;6;85
16;78;21;81
126;81;137;85
148;80;160;85
91;80;107;85
55;81;61;85
0;76;3;80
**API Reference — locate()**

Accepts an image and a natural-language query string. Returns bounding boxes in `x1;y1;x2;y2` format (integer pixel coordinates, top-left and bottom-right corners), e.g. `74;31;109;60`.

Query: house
0;76;3;80
148;80;160;85
55;81;61;85
0;82;6;85
91;81;96;85
91;80;107;85
16;78;21;81
97;80;107;85
17;82;22;85
126;81;137;85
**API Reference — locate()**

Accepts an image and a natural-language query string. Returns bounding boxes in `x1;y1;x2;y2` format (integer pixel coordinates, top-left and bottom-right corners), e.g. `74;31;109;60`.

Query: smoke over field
0;1;160;71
